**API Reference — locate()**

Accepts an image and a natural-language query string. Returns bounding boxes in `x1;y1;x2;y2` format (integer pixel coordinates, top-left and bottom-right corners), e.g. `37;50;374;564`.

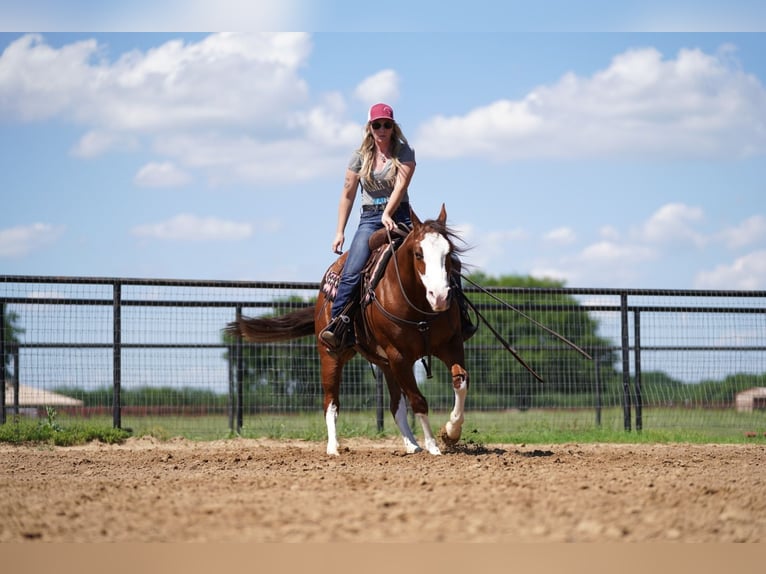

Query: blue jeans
331;203;412;319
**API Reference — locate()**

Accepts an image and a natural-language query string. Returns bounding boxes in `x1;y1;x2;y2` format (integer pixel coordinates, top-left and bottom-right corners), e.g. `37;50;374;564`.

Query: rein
455;274;594;383
365;227;444;378
460;274;593;361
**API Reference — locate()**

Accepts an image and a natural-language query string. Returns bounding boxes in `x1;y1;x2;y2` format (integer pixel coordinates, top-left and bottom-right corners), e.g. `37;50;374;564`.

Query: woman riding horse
320;103;475;352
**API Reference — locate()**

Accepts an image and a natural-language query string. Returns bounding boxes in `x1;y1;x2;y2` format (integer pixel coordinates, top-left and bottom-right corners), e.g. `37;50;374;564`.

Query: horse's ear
409;205;422;228
437;203;447;225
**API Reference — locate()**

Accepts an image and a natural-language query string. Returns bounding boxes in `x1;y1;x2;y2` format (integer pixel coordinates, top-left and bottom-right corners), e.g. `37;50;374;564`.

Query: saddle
361;223;411;306
320;223;411;305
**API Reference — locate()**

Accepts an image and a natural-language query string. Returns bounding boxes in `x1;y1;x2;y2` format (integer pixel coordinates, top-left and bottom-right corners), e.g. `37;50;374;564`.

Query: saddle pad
320;270;341;302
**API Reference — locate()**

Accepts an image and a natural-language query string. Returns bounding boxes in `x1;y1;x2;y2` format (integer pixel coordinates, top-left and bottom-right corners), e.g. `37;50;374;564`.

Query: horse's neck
389;241;427;301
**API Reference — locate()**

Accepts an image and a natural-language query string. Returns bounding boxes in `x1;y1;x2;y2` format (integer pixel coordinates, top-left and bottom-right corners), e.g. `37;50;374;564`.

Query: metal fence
2;275;765;437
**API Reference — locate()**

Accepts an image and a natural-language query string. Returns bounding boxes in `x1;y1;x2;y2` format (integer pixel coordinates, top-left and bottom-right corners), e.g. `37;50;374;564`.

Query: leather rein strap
365;227;443;378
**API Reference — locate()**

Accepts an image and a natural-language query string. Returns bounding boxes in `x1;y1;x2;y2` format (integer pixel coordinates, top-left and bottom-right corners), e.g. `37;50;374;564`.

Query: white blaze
419;232;451;311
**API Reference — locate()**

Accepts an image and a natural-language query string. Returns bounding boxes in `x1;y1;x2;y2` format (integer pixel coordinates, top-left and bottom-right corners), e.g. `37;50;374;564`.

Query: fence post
594;354;602;428
634;310;643;431
227;340;235;434
1;303;5;425
112;281;122;429
620;293;632;431
11;345;19;418
235;307;244;435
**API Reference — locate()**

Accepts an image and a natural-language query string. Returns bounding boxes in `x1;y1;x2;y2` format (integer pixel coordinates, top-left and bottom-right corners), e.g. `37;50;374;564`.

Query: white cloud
131;213;253;241
600;225;621;241
0;32;312;131
637;202;706;247
544;226;576;244
353;70;400;107
152;131;353;185
71;130;139;158
462;226;528;272
0;223;64;257
718;214;766;249
0;33;367;186
527;240;657;287
134;161;192;188
580;240;656;263
694;250;766;290
416;45;766;160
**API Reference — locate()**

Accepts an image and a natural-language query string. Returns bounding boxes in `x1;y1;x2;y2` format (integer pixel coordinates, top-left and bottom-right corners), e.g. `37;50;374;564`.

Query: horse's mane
419;218;469;259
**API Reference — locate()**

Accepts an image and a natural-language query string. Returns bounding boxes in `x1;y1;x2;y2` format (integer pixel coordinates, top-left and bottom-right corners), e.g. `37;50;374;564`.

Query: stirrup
320;314;352;350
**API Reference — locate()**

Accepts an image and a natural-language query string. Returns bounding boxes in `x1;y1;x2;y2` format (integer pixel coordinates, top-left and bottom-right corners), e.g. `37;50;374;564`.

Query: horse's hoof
424;438;442;456
438;426;460;450
403;440;422;454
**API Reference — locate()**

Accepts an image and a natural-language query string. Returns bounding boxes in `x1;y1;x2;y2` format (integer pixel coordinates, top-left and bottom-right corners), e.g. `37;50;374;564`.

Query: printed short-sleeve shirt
347;142;415;207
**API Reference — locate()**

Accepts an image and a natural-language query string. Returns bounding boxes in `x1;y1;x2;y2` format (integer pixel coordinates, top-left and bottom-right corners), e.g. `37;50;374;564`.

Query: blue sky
1;4;766;290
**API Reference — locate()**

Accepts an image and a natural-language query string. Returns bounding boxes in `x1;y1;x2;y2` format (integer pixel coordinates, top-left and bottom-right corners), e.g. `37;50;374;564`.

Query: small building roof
736;387;766;398
4;383;84;407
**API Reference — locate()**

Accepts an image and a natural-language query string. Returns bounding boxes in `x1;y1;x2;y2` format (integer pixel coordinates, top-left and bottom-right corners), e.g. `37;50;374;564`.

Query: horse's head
407;204;458;312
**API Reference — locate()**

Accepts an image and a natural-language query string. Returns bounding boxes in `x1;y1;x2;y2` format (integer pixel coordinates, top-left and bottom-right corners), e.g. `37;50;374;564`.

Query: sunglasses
371;121;393;130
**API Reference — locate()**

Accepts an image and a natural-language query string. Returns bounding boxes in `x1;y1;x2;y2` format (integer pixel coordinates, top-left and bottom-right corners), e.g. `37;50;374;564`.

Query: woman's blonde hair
358;122;409;189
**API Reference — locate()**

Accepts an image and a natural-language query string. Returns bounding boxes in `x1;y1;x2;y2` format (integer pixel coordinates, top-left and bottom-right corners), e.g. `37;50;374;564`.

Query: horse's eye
415;250;424;261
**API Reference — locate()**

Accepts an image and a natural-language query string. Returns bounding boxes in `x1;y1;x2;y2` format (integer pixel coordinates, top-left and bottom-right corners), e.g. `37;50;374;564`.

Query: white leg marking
445;375;468;440
393;395;421;453
415;413;442;455
325;401;339;456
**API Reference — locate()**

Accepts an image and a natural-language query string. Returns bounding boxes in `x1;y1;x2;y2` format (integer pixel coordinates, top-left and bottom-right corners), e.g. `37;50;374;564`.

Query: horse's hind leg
383;371;422;453
393;394;423;454
320;351;349;456
325;400;340;456
440;364;469;447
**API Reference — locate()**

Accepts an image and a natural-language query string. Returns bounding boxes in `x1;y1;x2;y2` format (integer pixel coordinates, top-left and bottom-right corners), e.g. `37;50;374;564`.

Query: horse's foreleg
414;413;442;455
394;399;442;455
400;380;441;456
325;401;339;456
442;364;469;445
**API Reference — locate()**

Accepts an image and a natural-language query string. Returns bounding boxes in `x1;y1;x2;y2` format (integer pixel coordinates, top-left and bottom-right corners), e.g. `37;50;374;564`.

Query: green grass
0;412;131;446
3;407;765;446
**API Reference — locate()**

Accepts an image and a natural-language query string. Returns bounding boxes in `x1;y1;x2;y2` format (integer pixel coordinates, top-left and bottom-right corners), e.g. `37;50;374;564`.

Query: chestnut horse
226;204;468;456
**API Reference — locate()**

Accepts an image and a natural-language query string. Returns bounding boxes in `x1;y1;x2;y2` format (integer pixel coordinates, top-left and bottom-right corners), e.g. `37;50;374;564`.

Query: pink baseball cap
368;103;394;122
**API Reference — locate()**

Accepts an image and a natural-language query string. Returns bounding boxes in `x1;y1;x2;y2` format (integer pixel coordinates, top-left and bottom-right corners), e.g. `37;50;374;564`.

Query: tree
2;303;24;371
453;273;619;409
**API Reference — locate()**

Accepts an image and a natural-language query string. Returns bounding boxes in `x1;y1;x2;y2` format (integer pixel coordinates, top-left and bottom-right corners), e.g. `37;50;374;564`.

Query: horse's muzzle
428;286;452;312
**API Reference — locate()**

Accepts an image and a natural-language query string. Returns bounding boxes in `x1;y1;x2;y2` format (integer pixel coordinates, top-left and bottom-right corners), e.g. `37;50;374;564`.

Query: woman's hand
381;212;395;231
331;232;345;254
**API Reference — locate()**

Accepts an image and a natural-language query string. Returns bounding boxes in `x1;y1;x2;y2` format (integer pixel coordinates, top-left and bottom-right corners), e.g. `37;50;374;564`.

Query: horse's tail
224;307;316;342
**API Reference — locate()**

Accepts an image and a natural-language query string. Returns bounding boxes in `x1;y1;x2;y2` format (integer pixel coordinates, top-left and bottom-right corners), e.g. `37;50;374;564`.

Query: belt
362;202;408;213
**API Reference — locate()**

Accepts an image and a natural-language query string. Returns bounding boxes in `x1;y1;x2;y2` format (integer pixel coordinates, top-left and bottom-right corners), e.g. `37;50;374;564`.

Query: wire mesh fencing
2;275;765;439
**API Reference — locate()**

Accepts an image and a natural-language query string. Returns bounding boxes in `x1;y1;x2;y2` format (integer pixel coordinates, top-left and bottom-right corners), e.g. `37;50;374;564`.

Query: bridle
365;227;452;378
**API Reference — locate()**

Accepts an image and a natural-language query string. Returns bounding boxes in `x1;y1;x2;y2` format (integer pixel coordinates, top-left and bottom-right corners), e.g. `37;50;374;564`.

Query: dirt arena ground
1;437;764;543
